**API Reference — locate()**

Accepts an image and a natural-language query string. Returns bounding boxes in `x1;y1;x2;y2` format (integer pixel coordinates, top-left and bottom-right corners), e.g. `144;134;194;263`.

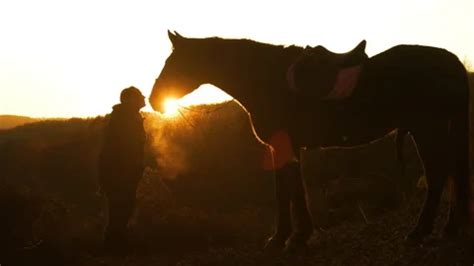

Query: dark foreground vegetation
0;73;473;265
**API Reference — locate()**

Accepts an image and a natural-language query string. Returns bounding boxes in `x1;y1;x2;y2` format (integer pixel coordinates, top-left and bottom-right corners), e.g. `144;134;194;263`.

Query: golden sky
0;0;473;118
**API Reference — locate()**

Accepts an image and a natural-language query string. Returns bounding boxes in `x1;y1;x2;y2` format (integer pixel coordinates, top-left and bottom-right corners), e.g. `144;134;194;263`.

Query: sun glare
163;98;180;117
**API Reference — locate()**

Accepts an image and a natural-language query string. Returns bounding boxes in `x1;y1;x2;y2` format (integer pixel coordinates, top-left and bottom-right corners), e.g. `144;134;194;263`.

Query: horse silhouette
149;31;470;252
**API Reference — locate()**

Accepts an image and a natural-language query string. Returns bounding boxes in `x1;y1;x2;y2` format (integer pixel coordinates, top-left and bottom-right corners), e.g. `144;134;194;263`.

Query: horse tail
449;70;471;222
396;128;408;176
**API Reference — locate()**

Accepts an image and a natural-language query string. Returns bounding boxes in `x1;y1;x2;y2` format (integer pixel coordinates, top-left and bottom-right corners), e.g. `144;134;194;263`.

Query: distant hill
0;115;38;129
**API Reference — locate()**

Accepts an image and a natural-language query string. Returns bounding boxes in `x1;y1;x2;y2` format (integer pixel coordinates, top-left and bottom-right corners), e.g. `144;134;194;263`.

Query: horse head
150;31;211;113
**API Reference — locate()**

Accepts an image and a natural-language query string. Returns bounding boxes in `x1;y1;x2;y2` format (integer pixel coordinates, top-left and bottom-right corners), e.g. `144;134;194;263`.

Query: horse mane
185;36;304;62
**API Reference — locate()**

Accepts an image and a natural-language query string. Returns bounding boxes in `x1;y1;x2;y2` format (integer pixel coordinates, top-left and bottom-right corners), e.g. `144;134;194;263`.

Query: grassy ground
9;191;470;266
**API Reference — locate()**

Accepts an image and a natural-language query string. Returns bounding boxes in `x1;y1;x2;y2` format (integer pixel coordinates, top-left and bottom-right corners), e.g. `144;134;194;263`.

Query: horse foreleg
265;167;292;251
265;160;314;252
286;160;313;252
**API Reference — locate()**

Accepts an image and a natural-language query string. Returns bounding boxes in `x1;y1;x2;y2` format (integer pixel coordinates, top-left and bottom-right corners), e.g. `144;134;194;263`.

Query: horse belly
291;102;396;149
320;117;396;148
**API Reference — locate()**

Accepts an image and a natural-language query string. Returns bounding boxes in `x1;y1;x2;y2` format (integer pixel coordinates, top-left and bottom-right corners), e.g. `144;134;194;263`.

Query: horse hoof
405;229;429;243
284;241;308;257
443;226;460;239
264;236;286;253
283;234;309;256
443;225;470;241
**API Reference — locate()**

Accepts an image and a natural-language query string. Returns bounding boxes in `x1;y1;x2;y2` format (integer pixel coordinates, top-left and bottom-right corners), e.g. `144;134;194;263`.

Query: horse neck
207;44;303;113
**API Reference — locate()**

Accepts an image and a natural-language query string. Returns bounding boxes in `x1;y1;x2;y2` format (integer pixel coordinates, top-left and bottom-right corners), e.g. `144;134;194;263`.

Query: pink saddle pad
324;65;362;99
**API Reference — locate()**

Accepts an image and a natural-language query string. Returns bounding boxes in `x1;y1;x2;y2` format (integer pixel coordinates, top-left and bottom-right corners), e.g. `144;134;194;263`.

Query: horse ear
168;30;184;48
356;40;367;52
174;31;184;39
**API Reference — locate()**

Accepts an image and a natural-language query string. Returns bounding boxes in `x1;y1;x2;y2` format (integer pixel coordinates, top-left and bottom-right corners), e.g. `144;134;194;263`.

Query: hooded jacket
98;104;145;188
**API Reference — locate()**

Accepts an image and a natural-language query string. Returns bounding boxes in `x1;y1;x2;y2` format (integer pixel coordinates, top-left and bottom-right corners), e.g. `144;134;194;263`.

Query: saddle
287;40;368;99
310;40;367;67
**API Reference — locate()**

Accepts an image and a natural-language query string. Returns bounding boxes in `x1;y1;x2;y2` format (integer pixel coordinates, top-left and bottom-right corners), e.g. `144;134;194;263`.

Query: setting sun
163;98;180;117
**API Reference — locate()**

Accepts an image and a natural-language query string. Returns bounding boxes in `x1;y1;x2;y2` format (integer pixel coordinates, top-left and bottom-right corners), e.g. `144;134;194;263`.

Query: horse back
353;45;468;117
362;45;466;85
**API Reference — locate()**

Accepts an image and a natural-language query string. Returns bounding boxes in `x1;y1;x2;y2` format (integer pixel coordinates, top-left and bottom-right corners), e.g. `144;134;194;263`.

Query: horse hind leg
407;121;450;240
396;128;408;177
444;108;471;237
